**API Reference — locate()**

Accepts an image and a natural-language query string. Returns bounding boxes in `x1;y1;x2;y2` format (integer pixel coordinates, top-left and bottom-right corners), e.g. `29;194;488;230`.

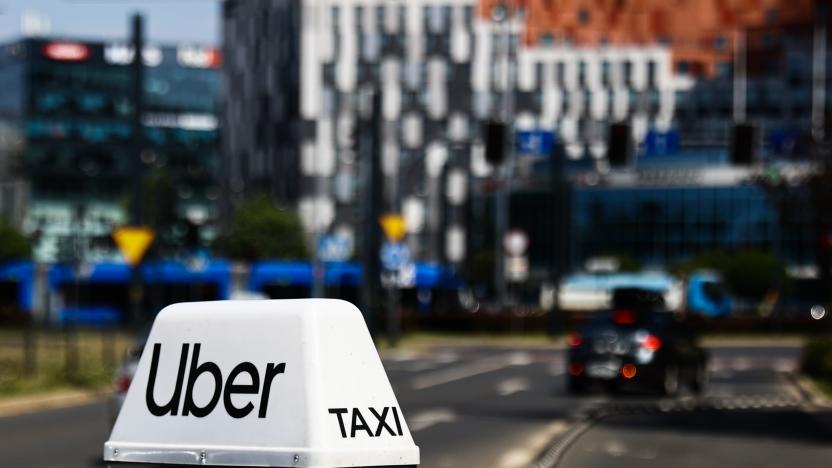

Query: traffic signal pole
493;2;517;310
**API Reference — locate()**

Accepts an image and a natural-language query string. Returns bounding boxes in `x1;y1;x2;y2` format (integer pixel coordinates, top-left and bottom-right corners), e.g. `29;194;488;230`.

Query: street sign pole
379;214;407;348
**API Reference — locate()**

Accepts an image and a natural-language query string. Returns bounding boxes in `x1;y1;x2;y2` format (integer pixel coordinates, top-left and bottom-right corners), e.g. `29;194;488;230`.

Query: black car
566;288;708;395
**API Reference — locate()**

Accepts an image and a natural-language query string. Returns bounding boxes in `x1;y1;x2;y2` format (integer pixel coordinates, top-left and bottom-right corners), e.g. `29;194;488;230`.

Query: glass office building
0;38;220;262
571;183;815;267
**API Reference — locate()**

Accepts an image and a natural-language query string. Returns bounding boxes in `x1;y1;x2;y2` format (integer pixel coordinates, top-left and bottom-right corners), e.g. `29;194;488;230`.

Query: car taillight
641;334;662;352
115;374;132;393
613;309;636;324
568;333;583;347
569;362;584;376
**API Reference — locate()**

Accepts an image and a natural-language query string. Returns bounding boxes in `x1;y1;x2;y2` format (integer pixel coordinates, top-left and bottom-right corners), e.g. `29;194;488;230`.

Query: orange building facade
480;0;818;77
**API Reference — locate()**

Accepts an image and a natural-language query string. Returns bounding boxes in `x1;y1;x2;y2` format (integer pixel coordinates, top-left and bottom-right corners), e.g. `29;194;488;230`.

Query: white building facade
294;0;682;263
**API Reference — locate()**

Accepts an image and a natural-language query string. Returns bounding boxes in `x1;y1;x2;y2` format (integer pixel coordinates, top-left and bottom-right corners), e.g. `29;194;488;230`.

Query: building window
676;61;689;74
623;61;633;84
647;61;656;87
541;33;555;47
713;35;727;51
578;8;590;25
332;6;340;31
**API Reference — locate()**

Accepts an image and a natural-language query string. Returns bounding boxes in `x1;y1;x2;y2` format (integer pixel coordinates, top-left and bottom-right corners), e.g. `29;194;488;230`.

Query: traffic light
607;122;631;167
483;120;506;166
731;123;756;165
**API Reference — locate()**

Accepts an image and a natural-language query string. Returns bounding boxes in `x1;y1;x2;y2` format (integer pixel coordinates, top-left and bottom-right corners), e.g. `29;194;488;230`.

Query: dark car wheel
659;364;680;396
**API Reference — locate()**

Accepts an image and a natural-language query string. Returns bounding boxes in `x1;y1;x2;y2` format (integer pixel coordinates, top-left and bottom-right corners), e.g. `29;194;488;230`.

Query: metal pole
129;13;145;325
361;91;384;339
311;172;325;298
812;22;827;143
385;92;402;348
494;2;517;309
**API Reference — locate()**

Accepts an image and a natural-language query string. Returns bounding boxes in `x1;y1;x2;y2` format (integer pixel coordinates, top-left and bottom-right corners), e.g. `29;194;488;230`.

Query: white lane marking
496;377;530;396
508;351;534;366
408;408;456;432
410;353;532;390
603;440;629;457
497;421;568;468
774;358;796;373
779;373;805;400
434;351;459;364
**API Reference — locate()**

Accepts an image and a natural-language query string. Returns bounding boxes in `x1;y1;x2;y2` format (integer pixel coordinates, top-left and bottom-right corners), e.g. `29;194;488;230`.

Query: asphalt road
0;342;828;468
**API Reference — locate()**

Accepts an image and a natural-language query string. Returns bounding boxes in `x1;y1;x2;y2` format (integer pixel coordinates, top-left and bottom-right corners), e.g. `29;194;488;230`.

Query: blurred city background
0;0;831;467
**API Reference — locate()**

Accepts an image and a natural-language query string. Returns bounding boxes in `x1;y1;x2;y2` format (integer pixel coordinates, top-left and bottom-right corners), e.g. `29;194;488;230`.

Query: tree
0;221;31;262
722;250;786;301
673;249;786;302
218;195;309;261
753;144;832;304
140;169;180;256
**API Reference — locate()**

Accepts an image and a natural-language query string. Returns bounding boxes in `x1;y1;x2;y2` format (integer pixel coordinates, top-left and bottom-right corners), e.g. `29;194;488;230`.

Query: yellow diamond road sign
113;226;155;266
379;214;407;242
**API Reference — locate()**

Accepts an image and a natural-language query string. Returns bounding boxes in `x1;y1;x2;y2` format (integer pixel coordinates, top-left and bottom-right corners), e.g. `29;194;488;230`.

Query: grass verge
0;328;133;399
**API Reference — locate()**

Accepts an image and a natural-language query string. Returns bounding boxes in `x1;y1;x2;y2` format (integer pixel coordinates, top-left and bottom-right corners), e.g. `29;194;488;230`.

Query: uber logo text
328;407;404;438
145;343;286;418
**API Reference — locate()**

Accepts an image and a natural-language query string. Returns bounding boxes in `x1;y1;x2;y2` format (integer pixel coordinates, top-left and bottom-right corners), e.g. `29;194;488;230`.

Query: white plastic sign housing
104;299;419;467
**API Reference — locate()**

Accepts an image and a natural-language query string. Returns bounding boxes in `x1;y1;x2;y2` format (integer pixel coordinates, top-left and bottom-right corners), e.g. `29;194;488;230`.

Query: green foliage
673;249;786;301
722;250;786;300
801;338;832;380
0;221;31;262
141;169;178;232
670;250;731;276
219;195;309;261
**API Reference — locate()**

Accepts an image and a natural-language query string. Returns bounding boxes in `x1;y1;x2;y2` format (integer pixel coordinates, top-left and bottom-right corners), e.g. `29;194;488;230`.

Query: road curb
0;388;109;418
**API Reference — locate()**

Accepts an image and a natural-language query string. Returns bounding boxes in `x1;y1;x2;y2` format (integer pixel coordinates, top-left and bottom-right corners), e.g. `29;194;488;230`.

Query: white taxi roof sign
104;299;419;467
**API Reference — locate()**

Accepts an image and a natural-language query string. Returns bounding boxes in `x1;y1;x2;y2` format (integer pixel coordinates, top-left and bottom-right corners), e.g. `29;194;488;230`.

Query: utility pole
128;13;145;325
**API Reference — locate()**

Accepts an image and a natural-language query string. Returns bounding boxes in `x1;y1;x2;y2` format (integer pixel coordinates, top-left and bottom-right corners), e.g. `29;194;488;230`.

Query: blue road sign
643;130;680;157
380;242;411;271
516;130;556;155
318;235;352;262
